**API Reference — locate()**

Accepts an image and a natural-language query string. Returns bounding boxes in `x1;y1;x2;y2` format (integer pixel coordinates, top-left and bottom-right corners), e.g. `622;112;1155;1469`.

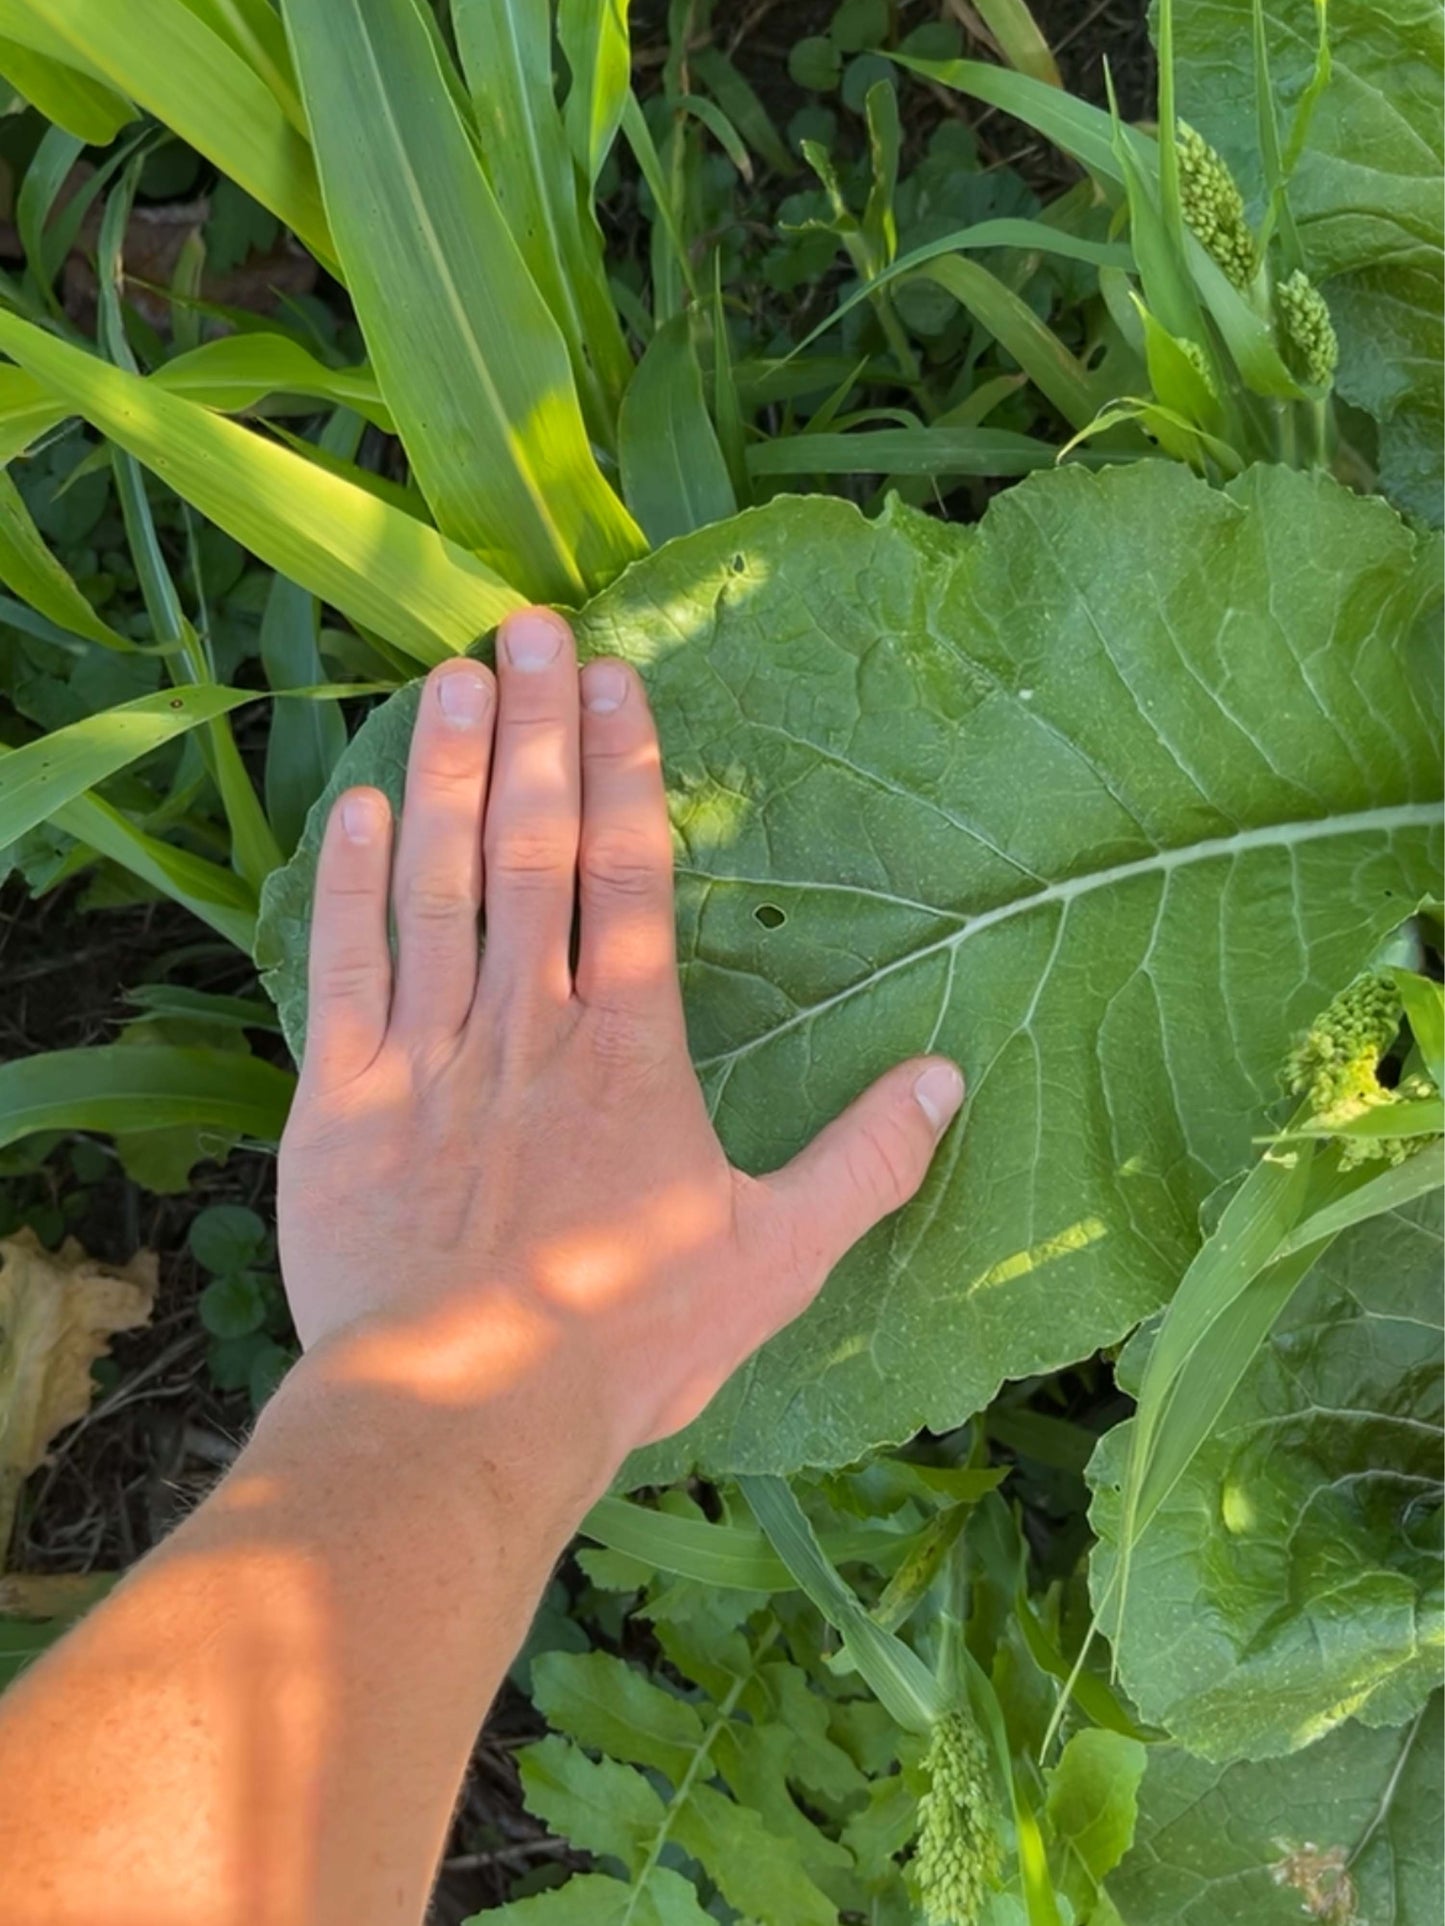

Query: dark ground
0;6;1153;1918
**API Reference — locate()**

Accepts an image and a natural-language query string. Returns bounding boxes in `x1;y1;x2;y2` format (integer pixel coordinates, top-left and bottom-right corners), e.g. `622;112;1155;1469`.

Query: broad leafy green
1172;0;1445;524
257;462;1443;1479
1109;1694;1442;1926
1090;1195;1443;1761
508;1640;865;1923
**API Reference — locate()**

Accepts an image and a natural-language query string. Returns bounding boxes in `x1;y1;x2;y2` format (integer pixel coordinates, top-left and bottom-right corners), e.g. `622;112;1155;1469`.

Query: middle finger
478;606;581;1014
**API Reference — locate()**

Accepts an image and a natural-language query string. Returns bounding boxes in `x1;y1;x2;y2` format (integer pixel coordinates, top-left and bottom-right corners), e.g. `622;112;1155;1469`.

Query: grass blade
125;985;281;1030
154;335;392;432
0;469;144;653
618;311;736;545
1394;969;1445;1092
739;1474;944;1734
690;44;794;176
0;30;132;141
453;0;632;434
98;170;283;895
708;262;749;504
0;311;524;662
176;0;305;133
283;0;642;601
580;1493;927;1590
0;685;265;849
0;1045;294;1150
262;411;355;856
792;218;1133;356
1270;1150;1444;1258
558;0;630;184
970;0;1062;88
915;256;1101;427
50;792;258;951
16;123;83;311
889;53;1128;182
621;89;698;314
748;424;1088;476
6;0;332;264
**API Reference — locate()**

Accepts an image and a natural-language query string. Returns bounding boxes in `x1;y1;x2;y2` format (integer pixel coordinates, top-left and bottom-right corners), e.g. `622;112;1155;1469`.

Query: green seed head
1276;268;1340;388
1176;121;1256;289
914;1709;1003;1926
1178;336;1217;399
1284;971;1401;1124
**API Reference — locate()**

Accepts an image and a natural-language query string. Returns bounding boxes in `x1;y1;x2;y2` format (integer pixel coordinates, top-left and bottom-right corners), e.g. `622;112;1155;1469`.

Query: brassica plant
0;0;1438;1919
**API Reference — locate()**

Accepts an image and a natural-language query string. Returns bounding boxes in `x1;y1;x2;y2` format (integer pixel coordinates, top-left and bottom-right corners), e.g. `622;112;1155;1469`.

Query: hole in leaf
731;554;746;574
754;903;786;929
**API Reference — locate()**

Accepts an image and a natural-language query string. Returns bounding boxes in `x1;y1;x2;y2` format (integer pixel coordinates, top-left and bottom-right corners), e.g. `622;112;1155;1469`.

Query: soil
0;4;1152;1918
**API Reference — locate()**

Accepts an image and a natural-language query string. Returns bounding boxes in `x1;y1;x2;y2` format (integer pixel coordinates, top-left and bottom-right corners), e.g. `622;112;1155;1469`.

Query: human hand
278;608;963;1483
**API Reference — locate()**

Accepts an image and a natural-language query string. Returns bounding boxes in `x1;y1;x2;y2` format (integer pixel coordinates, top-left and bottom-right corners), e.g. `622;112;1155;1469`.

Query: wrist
258;1299;623;1533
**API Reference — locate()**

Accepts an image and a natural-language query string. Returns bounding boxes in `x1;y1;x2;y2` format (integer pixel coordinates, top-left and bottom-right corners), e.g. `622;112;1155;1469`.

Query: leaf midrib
693;800;1442;1075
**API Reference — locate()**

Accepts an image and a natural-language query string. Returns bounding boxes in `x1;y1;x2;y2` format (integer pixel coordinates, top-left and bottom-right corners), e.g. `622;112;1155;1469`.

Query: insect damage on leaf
1270;1841;1358;1925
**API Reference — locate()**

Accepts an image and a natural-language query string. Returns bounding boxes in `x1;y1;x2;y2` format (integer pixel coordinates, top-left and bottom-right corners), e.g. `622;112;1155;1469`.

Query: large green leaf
1088;1194;1443;1762
280;0;642;601
1109;1695;1441;1926
1172;0;1445;524
257;463;1442;1478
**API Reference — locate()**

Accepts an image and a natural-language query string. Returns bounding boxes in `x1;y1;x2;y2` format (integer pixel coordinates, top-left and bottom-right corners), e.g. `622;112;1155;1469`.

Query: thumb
763;1057;964;1285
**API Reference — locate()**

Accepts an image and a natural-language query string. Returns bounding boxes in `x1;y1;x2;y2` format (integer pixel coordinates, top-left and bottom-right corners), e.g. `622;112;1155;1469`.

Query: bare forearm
0;1355;605;1926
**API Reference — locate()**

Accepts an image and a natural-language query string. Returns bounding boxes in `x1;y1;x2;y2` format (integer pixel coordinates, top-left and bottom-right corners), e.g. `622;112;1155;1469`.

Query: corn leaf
0;1045;294;1150
175;0;305;132
972;0;1063;87
50;792;258;951
558;0;632;186
748;425;1086;476
0;365;65;458
912;257;1101;429
453;0;632;429
3;0;332;265
0;470;143;653
619;312;736;546
0;685;266;850
0;29;133;141
282;0;642;601
739;1475;943;1734
580;1493;926;1591
0;310;524;661
154;335;393;433
793;218;1133;356
261;411;355;857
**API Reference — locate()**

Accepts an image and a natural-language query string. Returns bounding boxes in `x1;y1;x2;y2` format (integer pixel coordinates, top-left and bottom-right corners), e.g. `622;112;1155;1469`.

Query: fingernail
913;1061;964;1133
582;660;629;713
435;665;491;727
341;792;381;845
502;609;566;671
